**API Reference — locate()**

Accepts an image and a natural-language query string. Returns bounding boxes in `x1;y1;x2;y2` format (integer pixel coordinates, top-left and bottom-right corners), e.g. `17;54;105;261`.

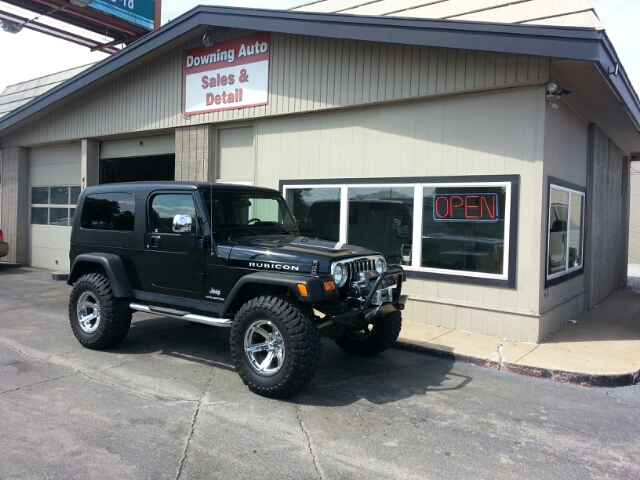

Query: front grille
343;257;377;284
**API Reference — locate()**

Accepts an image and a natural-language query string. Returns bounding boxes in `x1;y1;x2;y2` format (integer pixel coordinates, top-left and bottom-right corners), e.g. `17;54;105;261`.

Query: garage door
218;127;255;184
28;144;81;271
100;134;175;184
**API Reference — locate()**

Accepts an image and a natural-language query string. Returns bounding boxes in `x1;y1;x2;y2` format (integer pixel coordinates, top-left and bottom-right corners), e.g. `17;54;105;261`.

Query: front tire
230;295;321;398
335;310;402;357
69;273;132;350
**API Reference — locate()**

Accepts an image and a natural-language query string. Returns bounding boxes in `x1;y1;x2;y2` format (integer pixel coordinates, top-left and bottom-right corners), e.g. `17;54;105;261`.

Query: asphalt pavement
1;266;639;479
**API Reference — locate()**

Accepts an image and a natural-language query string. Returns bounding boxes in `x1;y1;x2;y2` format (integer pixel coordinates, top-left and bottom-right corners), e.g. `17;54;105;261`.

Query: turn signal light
297;284;309;296
323;280;336;291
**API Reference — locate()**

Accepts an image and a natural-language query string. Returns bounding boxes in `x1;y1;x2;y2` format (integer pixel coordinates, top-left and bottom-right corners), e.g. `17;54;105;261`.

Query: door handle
150;235;161;248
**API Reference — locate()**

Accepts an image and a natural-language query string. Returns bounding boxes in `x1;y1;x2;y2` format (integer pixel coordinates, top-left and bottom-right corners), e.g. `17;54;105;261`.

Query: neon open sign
433;193;499;222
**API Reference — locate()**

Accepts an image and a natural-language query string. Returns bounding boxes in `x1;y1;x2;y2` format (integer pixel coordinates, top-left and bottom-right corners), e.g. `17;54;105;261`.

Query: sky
0;0;638;94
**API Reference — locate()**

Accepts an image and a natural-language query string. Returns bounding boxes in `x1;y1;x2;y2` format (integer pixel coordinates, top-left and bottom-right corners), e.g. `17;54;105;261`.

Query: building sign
183;32;271;116
89;0;155;30
433;193;498;222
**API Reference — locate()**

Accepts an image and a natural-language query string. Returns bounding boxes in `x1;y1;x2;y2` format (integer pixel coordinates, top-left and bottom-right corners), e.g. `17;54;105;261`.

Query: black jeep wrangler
67;182;407;397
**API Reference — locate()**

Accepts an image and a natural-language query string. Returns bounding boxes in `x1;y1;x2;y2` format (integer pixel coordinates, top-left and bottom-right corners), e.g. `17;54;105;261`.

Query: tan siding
629;168;640;263
3;31;549;148
540;101;588;323
256;87;546;337
586;125;627;305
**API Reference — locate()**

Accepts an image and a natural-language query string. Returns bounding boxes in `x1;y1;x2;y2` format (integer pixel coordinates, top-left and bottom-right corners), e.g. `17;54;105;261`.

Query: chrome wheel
244;320;285;376
76;291;101;334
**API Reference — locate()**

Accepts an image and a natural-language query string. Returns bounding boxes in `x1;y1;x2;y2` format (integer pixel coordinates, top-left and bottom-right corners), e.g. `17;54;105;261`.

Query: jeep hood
217;236;379;274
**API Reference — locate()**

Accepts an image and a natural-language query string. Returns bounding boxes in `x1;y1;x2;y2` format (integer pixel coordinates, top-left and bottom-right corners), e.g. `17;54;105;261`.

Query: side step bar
130;303;233;328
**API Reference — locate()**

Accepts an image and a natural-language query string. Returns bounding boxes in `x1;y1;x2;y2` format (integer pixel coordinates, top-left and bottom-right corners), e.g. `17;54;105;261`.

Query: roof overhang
1;5;638;151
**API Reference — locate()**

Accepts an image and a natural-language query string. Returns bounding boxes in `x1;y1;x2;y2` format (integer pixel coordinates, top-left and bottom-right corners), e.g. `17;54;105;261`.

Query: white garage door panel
100;134;175;159
218;127;255;183
30;163;80;187
29;144;81;186
28;144;80;271
28;225;71;270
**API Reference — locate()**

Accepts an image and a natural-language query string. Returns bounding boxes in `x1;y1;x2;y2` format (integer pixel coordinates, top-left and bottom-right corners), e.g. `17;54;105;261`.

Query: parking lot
1;266;639;479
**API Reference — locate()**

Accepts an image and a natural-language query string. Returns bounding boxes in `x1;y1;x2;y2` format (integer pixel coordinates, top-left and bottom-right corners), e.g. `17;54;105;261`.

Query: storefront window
348;187;414;264
422;186;506;274
30;185;81;227
547;185;584;279
286;188;341;241
282;176;518;287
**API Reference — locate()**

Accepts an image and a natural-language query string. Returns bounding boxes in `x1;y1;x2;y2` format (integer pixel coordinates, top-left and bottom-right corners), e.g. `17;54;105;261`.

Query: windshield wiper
252;222;292;235
214;223;258;237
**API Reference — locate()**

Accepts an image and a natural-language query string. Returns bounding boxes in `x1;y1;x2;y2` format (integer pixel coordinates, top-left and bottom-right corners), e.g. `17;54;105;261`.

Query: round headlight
332;262;347;287
375;257;387;275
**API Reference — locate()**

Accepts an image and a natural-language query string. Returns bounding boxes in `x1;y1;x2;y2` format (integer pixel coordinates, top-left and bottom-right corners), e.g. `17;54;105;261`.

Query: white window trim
30;185;80;228
546;184;585;281
283;181;512;281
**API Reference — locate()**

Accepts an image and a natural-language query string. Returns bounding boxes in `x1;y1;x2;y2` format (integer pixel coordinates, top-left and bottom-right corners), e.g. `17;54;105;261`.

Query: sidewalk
396;288;640;387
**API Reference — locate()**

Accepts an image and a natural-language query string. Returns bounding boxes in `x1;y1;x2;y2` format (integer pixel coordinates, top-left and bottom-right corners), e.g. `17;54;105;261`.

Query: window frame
281;175;519;288
545;179;586;287
30;185;81;227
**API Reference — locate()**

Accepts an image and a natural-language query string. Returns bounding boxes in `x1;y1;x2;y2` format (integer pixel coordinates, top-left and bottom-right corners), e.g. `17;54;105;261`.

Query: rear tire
230;295;321;398
335;310;402;357
69;273;132;350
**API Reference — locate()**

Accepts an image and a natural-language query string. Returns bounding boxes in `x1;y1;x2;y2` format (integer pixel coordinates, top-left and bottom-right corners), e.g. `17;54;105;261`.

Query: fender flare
220;271;328;317
68;253;133;298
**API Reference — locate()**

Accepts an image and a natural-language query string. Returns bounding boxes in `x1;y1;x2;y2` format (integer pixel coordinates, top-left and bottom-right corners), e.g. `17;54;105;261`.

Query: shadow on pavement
106;315;471;406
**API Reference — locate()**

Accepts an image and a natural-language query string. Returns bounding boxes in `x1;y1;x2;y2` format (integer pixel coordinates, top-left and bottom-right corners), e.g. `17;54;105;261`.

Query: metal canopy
0;0;156;50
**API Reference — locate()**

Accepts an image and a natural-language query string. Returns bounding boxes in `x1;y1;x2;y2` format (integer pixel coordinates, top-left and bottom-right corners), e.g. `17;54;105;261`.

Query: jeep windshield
202;189;298;237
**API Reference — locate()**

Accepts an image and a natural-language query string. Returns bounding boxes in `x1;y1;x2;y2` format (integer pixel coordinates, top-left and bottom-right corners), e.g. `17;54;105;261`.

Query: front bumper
319;266;409;327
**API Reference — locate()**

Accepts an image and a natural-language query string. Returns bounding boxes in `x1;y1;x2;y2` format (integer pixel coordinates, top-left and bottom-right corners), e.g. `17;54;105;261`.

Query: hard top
81;181;282;197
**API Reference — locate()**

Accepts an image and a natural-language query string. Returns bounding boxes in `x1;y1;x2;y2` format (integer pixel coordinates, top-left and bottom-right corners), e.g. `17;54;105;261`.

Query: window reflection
421;186;506;274
348;187;414;264
548;186;583;277
287;188;341;242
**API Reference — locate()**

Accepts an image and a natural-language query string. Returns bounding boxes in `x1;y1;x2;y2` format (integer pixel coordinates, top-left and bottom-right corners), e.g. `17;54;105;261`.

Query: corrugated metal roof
291;0;603;29
0;63;95;118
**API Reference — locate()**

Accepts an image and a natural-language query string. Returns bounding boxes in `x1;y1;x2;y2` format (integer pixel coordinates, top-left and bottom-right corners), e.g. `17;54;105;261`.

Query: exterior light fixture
70;0;94;7
202;27;227;47
1;20;23;34
546;81;571;100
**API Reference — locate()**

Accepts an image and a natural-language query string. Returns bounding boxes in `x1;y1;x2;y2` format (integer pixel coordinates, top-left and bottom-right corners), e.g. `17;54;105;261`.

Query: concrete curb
394;340;640;388
51;271;69;281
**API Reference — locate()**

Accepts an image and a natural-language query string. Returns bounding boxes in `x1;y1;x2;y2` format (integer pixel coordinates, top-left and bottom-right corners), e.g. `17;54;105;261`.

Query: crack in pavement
0;373;79;396
605;391;640;411
177;377;213;480
296;404;325;480
0;338;198;403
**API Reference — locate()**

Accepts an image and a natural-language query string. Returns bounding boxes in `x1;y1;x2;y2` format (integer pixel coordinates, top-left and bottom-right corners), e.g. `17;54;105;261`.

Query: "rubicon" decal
249;262;300;272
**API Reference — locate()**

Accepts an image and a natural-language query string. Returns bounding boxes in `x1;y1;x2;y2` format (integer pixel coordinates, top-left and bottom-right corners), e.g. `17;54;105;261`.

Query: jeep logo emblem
249;262;300;272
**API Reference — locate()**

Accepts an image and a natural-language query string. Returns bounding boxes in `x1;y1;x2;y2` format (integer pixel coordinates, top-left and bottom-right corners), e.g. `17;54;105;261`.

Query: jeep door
145;192;205;294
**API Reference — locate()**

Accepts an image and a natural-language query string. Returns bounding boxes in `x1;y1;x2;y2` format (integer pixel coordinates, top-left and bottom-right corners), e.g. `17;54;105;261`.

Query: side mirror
172;214;193;233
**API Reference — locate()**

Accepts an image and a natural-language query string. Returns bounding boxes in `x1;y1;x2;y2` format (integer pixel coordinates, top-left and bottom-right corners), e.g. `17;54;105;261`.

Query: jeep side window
149;194;197;234
80;193;135;231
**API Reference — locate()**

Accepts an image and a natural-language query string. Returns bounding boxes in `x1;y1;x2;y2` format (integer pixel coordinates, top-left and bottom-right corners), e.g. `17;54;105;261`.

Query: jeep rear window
80;193;135;231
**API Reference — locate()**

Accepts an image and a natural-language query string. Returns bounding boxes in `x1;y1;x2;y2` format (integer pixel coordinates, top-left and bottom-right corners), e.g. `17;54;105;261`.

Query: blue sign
90;0;155;30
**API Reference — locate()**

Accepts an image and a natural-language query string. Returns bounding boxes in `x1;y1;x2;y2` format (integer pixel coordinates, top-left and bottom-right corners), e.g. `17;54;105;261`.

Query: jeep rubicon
67;182;407;397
